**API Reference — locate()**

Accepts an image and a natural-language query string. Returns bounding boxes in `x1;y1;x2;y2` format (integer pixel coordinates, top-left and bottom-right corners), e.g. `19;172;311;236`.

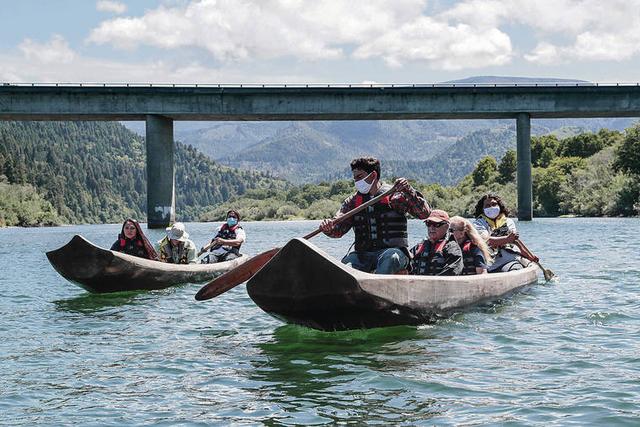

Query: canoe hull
247;238;539;331
47;235;247;293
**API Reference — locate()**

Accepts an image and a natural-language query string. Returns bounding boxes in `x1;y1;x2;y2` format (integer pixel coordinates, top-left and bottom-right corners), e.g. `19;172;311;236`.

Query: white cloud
442;0;640;65
87;0;427;61
19;35;76;64
96;1;127;14
354;17;512;70
0;50;318;84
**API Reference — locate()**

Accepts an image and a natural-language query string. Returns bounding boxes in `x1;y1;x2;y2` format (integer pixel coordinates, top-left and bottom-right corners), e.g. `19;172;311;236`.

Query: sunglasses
426;221;447;228
449;227;465;232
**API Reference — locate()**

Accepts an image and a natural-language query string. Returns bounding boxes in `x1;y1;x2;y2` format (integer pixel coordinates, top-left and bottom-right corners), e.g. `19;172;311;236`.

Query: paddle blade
194;248;280;301
541;266;556;282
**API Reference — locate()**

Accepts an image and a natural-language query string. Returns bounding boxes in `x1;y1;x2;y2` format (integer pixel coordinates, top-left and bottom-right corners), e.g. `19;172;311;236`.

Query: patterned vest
352;185;408;252
158;237;190;264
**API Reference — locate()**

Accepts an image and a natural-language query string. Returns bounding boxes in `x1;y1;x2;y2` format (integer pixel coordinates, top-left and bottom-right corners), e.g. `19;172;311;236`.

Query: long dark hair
120;218;158;260
474;193;510;218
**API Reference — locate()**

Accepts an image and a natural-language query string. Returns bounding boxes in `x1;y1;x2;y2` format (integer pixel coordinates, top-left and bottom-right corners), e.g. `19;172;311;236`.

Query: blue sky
1;0;639;84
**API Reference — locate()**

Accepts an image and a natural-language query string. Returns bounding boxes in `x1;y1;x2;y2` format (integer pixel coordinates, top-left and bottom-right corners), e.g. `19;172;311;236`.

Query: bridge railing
2;82;640;89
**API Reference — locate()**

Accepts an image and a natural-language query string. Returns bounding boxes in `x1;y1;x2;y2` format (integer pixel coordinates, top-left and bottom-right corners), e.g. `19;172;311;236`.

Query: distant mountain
444;75;591;84
326;127;516;185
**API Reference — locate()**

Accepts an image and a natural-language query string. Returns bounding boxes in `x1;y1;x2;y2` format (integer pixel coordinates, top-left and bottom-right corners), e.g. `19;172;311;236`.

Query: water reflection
53;290;147;314
247;325;445;424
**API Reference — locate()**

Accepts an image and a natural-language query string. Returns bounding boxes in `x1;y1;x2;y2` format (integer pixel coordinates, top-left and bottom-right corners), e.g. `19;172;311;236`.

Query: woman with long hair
449;216;490;275
110;218;158;260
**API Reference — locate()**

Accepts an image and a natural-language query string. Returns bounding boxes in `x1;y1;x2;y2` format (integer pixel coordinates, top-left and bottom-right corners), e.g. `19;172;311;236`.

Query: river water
1;218;639;425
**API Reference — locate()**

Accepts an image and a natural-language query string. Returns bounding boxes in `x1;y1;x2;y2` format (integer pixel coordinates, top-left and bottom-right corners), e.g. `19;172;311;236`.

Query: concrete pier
145;115;175;228
516;113;533;221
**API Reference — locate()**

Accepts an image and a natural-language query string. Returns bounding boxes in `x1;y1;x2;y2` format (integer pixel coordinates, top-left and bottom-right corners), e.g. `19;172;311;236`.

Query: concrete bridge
1;83;639;226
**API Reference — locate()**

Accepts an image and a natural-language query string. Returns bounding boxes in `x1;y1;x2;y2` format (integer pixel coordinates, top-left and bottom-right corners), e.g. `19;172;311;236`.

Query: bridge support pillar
146;115;175;228
516;113;533;221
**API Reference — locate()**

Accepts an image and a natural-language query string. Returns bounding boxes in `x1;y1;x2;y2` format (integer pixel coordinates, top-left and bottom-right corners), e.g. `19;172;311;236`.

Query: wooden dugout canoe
47;235;248;293
246;238;539;331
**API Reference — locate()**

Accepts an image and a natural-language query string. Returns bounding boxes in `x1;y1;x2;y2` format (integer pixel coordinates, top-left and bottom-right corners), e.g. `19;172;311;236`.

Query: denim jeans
341;248;409;274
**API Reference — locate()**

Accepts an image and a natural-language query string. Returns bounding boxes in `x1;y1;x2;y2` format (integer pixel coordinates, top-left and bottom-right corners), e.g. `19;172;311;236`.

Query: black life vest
411;238;448;276
212;223;243;255
460;240;478;275
491;223;511;238
352;186;408;252
117;237;148;258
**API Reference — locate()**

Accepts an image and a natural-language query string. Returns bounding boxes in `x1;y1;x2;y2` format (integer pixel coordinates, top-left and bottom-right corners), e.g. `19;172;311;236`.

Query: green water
1;219;639;425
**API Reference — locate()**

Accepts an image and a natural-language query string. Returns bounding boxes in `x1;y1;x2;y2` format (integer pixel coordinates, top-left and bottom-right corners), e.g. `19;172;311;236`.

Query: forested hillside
0;121;286;225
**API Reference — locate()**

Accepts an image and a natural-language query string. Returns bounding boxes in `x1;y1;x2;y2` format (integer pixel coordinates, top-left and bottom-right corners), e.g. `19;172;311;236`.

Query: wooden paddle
195;184;399;301
515;238;555;281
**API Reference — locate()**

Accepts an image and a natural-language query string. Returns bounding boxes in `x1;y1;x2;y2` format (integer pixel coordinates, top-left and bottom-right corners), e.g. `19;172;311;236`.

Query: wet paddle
195;185;399;301
515;238;555;281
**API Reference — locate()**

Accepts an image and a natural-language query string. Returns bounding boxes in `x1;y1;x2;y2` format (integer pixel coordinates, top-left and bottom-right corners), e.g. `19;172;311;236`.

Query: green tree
472;156;498;187
614;124;640;176
559;129;620;158
531;135;560;167
533;167;566;216
497;150;517;184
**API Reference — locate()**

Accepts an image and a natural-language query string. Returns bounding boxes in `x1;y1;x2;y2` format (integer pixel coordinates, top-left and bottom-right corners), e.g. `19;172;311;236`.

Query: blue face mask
227;217;238;227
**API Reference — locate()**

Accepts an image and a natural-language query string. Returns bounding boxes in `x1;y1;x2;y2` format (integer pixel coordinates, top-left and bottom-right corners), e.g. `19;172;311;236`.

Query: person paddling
472;193;524;272
110;218;158;260
319;157;431;274
200;210;246;264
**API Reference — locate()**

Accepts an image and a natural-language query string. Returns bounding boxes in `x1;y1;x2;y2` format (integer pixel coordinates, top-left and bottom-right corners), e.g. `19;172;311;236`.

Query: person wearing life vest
110;218;158;260
449;216;490;275
410;209;463;276
319;157;431;274
200;210;246;264
157;222;197;264
471;193;524;272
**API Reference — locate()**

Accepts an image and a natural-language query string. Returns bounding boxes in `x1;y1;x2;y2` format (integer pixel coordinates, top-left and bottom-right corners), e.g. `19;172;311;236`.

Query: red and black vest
460;240;478;275
411;238;448;276
352;185;408;252
114;237;149;259
212;223;243;255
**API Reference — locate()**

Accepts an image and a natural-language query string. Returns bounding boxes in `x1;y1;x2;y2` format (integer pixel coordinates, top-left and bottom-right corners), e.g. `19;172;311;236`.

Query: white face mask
355;172;374;194
483;206;501;219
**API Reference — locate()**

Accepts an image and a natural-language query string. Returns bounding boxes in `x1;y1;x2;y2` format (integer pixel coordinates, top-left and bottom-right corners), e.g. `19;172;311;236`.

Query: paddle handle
515;239;555;281
514;239;537;262
302;185;398;241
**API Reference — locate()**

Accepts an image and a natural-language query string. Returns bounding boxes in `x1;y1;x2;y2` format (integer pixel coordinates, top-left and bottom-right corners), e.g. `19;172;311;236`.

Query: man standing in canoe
319;157;431;274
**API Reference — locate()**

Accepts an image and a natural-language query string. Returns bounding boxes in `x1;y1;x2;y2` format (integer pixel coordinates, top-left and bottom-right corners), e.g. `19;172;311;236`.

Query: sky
1;0;639;85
